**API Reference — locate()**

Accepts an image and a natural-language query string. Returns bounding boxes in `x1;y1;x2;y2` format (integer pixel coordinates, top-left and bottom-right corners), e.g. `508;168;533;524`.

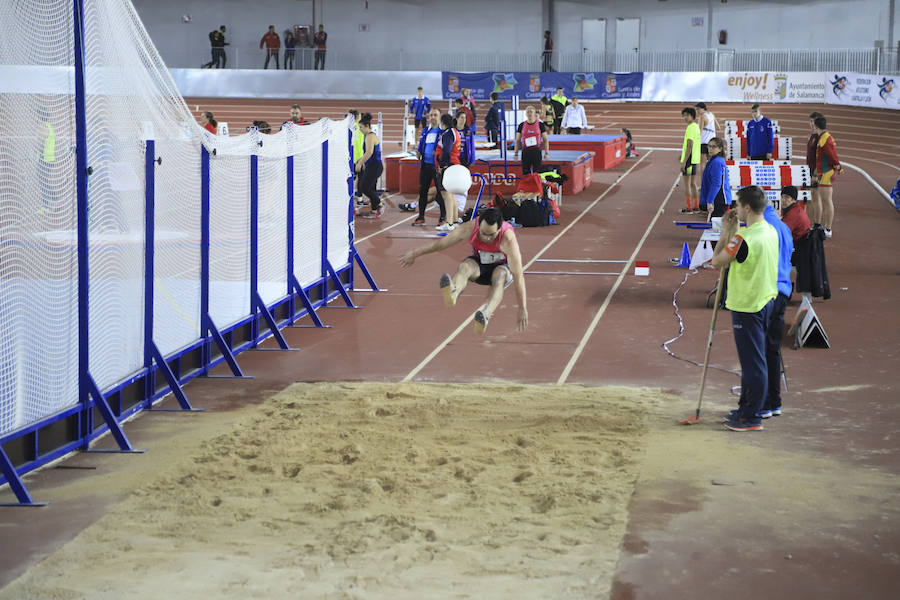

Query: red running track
2;99;898;599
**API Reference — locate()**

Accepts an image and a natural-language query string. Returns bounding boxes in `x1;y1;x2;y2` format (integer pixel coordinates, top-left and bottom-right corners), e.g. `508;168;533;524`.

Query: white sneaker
435;222;451;232
824;228;832;238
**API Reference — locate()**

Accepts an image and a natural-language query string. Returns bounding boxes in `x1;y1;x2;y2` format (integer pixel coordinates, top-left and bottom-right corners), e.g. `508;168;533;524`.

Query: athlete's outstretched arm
399;219;475;267
500;230;528;331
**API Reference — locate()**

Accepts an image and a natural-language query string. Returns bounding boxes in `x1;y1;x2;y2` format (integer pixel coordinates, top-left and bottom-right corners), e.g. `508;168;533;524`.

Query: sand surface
1;382;661;600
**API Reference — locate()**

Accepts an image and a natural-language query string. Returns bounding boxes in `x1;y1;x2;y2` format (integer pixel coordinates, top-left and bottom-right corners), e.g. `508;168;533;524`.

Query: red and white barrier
724;135;792;160
726;164;811;189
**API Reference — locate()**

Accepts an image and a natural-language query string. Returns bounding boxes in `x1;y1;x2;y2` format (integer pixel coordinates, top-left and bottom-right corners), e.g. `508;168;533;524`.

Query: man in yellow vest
348;109;365;204
711;185;779;432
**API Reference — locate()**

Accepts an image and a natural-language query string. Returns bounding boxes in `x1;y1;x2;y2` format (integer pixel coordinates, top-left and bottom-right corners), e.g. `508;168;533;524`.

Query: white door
615;18;640;71
581;18;606;71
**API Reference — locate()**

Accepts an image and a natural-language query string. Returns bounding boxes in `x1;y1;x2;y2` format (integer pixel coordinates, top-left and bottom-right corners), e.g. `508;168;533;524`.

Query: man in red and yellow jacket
813;115;842;238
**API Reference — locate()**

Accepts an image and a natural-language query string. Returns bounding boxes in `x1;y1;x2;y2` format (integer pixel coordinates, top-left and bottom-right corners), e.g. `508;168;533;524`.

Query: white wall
133;0;899;68
554;0;897;54
133;0;543;68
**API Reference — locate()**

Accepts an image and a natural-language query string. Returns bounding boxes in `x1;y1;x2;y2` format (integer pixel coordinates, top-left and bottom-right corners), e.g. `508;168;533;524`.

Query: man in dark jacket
484;92;504;149
202;26;228;68
549;87;568;135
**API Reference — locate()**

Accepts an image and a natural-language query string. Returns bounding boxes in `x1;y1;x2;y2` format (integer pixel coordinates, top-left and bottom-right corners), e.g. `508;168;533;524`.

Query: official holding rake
711;186;779;432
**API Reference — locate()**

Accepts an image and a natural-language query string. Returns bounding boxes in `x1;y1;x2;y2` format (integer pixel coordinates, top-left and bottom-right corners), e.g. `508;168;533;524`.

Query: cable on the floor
661;267;742;396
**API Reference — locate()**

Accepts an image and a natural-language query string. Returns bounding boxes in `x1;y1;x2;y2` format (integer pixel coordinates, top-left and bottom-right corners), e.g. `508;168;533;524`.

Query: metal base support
84;375;147;452
0;447;48;507
289;275;329;327
253;292;295;350
146;341;203;412
325;260;357;308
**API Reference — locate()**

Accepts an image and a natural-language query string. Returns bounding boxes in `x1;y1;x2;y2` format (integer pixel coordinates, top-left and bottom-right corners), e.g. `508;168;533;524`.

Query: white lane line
556;174;681;385
842;155;900;173
401;150;654;383
843;161;894;205
356;215;415;244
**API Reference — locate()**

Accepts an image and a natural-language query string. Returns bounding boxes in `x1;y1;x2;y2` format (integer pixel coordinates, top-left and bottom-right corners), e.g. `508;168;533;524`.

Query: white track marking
556;174;681;385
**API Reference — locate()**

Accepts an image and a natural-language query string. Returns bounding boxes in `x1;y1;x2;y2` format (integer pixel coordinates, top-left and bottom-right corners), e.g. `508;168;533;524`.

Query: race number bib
425;132;437;144
524;135;538;147
478;250;505;264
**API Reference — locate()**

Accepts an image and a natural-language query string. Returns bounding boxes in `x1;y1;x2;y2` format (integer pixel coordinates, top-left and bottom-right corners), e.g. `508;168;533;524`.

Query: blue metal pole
320;140;328;300
346;128;354;281
73;0;92;445
250;154;259;343
143;140;155;371
200;147;210;342
286;155;294;301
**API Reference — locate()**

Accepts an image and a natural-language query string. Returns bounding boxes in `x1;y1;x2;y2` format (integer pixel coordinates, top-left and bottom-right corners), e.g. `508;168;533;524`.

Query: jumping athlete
399;206;528;335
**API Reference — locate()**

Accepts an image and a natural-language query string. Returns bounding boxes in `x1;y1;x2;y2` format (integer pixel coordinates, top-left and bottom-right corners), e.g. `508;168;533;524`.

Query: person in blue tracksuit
410;87;431;149
484;92;505;149
761;198;793;419
699;137;732;217
746;103;775;160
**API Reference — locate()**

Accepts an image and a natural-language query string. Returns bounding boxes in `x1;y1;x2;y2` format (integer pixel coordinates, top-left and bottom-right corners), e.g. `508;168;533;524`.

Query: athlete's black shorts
700;143;709;156
414;118;427;128
465;257;513;286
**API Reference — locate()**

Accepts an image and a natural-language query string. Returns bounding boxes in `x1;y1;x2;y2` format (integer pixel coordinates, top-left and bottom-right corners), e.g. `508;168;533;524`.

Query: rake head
679;412;702;425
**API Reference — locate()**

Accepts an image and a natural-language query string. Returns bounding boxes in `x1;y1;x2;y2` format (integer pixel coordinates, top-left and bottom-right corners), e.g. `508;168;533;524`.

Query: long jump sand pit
2;382;661;599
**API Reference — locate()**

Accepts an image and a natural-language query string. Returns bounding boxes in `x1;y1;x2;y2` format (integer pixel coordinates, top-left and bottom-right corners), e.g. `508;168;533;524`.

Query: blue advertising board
442;71;643;101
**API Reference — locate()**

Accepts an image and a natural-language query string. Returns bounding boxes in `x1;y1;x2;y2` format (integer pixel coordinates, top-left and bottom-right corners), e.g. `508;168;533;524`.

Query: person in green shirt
348;109;365;204
679;107;701;214
711;185;780;432
549;87;568;135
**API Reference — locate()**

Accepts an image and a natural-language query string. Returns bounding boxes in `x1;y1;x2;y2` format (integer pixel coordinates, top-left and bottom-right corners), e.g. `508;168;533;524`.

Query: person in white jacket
561;96;587;134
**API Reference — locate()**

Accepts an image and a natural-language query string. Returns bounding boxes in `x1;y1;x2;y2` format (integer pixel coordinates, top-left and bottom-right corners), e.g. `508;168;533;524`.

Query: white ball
442;164;472;195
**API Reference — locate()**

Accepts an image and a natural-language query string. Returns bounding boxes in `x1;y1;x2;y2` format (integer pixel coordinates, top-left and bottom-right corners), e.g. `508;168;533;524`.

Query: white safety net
208;133;253;329
291;126;325;289
1;0;356;439
256;132;290;307
326;119;353;270
0;0;79;435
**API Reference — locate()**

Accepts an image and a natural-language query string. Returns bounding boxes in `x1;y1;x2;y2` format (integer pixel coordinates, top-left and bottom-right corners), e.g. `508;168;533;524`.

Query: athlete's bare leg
441;259;479;307
820;186;835;230
442;191;458;225
474;265;511;334
689;171;699;207
807;186;820;224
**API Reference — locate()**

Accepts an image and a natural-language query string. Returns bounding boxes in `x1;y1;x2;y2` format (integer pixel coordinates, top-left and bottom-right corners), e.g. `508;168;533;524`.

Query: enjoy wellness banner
442;71;643;101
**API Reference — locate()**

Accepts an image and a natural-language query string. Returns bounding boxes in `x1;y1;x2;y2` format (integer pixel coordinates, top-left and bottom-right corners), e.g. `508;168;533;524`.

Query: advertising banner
824;72;900;109
724;72;825;103
641;72;729;102
442;71;643;101
641;72;824;103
